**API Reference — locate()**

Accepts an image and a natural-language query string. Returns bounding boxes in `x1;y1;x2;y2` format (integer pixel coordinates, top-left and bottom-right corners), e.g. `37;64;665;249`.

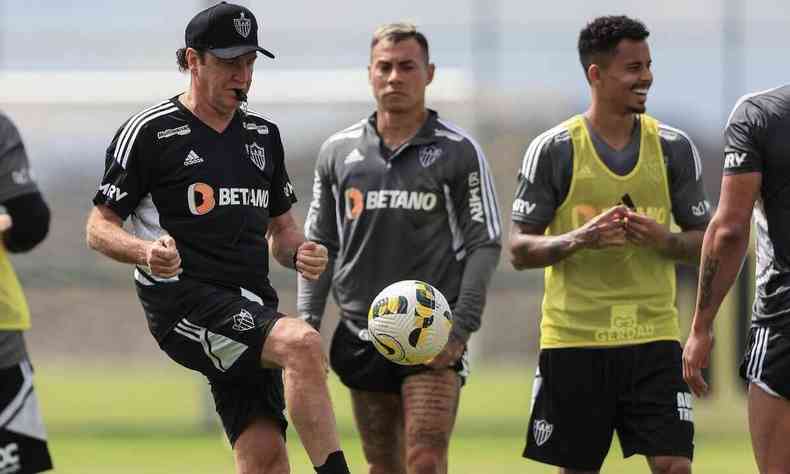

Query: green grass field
36;362;755;473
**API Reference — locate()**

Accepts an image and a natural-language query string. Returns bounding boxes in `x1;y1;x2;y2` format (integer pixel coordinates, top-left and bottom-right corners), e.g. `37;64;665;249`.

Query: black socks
315;450;350;474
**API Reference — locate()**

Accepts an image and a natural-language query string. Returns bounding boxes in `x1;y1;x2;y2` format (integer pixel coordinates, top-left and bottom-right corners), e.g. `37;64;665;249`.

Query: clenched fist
146;235;182;278
295;241;328;280
0;214;12;233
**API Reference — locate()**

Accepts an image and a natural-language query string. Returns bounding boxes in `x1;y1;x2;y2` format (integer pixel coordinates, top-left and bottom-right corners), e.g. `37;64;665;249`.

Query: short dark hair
578;15;650;81
176;47;206;72
370;22;430;65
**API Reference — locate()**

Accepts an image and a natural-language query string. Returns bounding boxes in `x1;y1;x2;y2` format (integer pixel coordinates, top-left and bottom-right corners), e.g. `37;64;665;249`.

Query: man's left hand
296;241;328;280
0;214;12;233
623;210;670;250
426;333;465;369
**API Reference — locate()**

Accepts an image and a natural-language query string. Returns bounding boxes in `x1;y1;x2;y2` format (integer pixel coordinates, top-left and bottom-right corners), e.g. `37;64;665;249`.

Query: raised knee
290;324;323;354
281;321;324;367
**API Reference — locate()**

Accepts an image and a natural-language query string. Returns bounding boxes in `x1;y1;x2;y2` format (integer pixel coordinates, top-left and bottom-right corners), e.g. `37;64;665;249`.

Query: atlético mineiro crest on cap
247;142;266;171
185;2;275;59
234;12;251;38
533;419;553;447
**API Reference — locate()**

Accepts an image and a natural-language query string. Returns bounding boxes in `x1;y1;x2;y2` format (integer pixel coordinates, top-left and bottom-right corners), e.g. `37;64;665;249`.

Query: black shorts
330;318;469;393
524;341;694;471
0;360;53;474
139;278;287;445
740;325;790;399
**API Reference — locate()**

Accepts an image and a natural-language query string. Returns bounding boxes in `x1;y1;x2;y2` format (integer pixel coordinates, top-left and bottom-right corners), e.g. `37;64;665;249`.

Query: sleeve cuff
450;324;472;344
298;313;322;331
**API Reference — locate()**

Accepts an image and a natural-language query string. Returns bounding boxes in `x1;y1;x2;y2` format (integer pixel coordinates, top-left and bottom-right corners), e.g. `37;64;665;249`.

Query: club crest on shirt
232;309;256;331
533;419;553;446
419;144;443;168
246;142;266;171
234;12;251;38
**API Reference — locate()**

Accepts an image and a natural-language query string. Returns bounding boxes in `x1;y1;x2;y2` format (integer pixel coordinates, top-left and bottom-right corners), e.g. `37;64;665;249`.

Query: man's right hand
572;205;628;250
146;235;182;278
0;214;12;233
682;327;713;397
295;241;328;281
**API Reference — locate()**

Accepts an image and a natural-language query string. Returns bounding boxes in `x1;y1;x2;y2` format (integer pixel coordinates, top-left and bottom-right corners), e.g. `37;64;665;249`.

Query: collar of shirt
366;109;440;151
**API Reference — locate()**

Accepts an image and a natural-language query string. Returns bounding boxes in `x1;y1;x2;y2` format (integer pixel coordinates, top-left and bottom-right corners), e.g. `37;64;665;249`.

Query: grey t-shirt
0;112;39;368
511;117;711;230
724;85;790;326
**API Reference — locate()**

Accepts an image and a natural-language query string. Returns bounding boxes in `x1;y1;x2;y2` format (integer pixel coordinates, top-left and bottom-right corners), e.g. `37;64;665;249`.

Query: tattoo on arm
580;226;599;249
665;230;704;264
547;239;565;261
667;234;691;259
698;256;720;310
666;234;680;253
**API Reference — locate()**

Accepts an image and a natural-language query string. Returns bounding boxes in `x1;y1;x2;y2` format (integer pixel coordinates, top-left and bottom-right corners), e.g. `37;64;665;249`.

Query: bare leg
401;369;460;474
351;389;405;474
262;318;342;467
748;383;790;474
646;456;691;474
234;417;290;474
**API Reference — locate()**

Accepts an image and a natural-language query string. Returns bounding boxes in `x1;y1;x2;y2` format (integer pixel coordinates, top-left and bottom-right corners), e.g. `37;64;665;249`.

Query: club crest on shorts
232;309;255;331
419;145;443;168
246;143;266;171
234;12;251;38
533;419;553;446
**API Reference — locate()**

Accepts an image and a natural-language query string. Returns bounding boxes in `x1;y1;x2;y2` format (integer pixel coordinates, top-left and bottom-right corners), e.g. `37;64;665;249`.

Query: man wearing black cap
86;2;351;473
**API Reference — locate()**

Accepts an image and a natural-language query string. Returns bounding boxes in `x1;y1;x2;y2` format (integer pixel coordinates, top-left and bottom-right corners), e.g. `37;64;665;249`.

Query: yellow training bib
540;114;678;348
0;243;31;330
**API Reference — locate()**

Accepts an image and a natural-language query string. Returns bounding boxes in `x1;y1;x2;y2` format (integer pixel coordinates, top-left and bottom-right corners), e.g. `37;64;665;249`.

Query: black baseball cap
185;2;275;59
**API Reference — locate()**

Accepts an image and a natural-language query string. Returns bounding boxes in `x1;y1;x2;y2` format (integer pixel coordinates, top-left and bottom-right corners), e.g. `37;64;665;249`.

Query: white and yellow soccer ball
367;280;453;365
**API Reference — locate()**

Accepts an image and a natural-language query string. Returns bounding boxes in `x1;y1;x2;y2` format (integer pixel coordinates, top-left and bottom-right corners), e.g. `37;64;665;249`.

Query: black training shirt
724;85;790;325
93;97;296;305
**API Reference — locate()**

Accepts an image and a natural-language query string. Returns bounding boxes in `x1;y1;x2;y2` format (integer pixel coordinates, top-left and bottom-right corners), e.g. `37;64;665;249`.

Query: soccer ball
367;280;453;365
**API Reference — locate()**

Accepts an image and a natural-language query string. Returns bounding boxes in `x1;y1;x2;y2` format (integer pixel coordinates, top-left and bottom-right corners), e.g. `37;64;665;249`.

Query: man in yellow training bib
0;111;52;473
509;16;710;474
